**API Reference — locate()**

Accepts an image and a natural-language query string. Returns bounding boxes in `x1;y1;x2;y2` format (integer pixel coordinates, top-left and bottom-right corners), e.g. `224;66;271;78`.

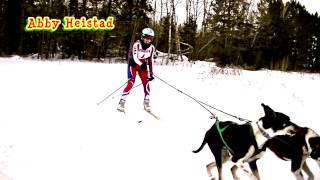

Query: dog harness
215;119;234;154
215;119;260;155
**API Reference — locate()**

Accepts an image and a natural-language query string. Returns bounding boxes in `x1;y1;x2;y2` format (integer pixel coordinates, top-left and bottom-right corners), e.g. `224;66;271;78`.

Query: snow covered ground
0;56;319;180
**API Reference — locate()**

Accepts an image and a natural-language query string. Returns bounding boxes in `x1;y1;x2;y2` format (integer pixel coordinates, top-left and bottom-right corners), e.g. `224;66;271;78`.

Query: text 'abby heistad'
25;16;115;32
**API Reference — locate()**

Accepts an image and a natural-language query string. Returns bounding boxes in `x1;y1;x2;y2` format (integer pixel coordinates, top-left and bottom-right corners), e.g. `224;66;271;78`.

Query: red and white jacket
131;40;155;76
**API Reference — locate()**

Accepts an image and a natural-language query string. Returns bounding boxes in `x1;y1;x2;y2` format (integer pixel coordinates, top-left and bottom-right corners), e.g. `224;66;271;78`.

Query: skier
117;27;155;112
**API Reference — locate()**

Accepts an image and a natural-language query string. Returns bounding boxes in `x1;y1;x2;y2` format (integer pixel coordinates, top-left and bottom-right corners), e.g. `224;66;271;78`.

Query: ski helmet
141;28;154;44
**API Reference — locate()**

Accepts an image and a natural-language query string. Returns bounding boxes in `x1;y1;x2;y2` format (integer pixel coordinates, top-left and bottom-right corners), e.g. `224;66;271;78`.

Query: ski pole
96;81;128;106
113;83;142;98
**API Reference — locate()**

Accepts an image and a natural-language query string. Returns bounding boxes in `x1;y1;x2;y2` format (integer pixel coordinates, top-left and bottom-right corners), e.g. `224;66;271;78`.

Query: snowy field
0;56;320;180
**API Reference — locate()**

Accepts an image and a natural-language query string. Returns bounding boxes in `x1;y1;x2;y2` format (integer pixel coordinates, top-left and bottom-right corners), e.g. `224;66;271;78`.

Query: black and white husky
248;126;320;180
202;126;320;180
193;103;299;180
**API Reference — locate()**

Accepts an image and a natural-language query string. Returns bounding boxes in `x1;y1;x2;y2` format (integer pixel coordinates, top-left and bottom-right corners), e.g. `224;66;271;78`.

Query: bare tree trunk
192;0;200;21
202;0;207;32
167;15;171;63
160;0;163;18
175;18;183;61
172;0;176;60
153;0;156;26
172;3;181;61
167;0;173;64
166;0;169;16
198;36;215;53
186;0;189;22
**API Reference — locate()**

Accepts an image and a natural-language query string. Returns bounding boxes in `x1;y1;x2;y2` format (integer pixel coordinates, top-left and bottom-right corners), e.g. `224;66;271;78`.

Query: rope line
154;74;215;117
154;74;251;123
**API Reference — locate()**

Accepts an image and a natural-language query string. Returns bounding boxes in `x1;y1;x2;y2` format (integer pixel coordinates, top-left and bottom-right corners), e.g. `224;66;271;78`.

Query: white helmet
142;28;155;37
141;28;154;45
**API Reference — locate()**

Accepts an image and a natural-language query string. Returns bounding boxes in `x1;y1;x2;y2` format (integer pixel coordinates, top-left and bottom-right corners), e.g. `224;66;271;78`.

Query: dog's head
258;103;298;137
310;137;320;162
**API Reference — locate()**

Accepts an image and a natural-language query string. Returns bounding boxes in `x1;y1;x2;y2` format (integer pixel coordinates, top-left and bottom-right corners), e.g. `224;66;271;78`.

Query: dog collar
256;121;271;139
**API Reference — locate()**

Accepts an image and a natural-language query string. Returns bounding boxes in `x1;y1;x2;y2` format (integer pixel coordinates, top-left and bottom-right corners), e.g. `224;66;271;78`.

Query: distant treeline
0;0;319;72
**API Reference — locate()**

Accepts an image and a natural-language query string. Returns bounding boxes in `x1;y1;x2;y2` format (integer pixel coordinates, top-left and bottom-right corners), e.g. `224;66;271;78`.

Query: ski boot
143;99;151;112
117;99;126;112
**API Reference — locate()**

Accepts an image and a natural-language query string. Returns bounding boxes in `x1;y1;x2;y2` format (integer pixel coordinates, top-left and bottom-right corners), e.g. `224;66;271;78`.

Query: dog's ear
261;103;276;118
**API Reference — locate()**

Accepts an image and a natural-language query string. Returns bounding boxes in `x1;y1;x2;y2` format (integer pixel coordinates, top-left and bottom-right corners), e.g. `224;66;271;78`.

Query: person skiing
117;27;155;112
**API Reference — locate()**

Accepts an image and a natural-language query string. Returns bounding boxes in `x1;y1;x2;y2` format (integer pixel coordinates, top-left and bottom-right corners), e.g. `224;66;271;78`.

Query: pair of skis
143;109;160;120
117;108;160;121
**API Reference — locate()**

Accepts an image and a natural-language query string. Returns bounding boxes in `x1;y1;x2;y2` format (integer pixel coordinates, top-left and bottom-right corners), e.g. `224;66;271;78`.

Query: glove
148;75;154;81
140;63;147;71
